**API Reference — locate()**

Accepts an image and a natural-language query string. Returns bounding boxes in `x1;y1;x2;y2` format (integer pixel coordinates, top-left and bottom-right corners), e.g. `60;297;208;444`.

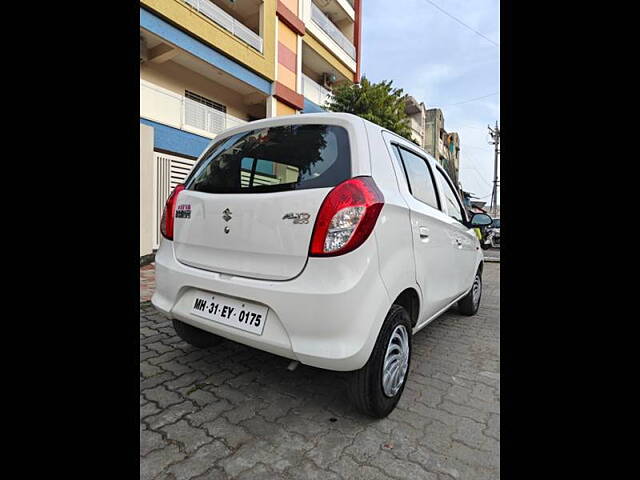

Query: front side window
393;146;440;209
185;124;350;194
435;168;465;223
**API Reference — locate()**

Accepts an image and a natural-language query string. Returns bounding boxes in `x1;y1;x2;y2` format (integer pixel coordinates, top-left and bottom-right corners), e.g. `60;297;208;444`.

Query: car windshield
185;124;351;194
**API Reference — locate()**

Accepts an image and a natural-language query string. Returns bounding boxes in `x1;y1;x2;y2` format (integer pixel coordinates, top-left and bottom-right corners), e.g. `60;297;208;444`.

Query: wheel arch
392;287;421;328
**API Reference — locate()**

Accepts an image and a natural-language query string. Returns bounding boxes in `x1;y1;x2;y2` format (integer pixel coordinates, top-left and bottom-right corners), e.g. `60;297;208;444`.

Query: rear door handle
419;227;430;238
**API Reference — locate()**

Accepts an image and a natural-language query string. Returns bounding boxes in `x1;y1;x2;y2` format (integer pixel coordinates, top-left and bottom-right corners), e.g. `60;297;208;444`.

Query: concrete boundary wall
140;123;155;257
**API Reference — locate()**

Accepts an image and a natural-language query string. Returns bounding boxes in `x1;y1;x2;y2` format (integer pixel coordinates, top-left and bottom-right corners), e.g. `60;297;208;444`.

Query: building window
185;90;226;113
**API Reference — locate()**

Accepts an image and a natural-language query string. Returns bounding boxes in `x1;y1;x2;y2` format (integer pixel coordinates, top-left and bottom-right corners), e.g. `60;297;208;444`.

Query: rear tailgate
174;188;331;280
172;123;351;281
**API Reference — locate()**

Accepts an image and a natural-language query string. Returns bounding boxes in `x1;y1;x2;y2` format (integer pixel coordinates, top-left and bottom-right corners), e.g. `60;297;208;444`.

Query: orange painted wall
276;16;300;114
277;64;297;90
278;20;297;52
276;101;296;116
280;0;298;15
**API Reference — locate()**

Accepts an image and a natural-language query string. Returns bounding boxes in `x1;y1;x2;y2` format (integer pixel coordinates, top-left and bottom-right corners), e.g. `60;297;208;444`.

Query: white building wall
140;123;155;257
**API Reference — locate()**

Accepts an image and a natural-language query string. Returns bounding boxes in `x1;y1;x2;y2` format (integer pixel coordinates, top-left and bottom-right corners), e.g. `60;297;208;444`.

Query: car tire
172;319;221;348
458;271;482;316
348;304;412;418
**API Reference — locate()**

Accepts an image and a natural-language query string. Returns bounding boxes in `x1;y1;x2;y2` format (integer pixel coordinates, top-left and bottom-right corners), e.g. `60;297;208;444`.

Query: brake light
160;184;185;240
309;177;384;256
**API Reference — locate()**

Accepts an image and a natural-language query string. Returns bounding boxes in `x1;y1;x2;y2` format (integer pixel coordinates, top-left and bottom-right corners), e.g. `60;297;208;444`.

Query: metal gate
153;152;198;249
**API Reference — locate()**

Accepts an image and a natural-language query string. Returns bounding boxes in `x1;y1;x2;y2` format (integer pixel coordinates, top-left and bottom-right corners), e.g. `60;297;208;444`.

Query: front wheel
348;304;412;418
458;271;482;316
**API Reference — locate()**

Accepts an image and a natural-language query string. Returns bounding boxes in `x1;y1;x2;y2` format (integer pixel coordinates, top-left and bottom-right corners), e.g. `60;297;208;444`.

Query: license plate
190;291;268;335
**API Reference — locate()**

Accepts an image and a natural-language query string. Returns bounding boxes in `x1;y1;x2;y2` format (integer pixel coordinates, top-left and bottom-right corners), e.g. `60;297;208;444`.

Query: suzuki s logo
282;212;311;224
222;208;232;222
175;204;191;219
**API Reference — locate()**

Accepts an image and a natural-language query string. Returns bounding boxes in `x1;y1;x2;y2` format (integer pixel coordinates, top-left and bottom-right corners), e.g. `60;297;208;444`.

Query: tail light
309;177;384;257
160;184;185;240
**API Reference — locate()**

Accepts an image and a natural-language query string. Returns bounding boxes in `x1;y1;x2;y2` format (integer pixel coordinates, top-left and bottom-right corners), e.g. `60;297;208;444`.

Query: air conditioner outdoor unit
140;36;148;63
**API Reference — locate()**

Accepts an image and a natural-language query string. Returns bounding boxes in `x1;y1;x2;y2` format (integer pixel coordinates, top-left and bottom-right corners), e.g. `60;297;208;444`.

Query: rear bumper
151;235;390;371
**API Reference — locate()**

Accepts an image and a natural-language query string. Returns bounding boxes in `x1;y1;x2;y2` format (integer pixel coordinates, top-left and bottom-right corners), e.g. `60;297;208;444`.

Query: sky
361;0;500;206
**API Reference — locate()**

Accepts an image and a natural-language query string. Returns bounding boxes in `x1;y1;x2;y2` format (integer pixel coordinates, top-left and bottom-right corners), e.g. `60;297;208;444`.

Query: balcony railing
301;74;333;107
310;3;356;60
140;80;248;136
183;0;263;53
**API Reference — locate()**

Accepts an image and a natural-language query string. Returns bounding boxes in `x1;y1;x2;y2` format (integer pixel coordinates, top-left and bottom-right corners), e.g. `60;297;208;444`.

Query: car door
433;166;479;296
383;135;461;322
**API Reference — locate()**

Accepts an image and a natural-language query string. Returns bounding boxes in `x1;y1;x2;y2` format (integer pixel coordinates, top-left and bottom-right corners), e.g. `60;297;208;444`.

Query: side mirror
469;213;493;227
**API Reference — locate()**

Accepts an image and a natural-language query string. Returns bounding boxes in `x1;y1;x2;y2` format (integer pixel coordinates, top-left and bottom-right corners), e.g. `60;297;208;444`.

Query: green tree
325;76;413;141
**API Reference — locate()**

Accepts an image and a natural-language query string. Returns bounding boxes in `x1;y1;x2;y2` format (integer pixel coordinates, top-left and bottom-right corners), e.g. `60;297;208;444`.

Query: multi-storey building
424;108;461;188
405;95;427;147
139;0;362;257
404;100;461;191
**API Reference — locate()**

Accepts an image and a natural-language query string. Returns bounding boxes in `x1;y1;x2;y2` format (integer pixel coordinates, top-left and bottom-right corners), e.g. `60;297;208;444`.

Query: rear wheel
348;304;412;418
458;271;482;316
172;319;221;348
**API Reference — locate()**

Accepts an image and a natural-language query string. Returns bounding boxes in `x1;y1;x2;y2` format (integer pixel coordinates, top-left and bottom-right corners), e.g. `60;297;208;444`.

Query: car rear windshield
185;124;351;194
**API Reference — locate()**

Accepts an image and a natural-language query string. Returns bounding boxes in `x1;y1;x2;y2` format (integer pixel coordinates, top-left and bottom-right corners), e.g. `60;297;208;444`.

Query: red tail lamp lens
160;184;185;240
309;177;384;256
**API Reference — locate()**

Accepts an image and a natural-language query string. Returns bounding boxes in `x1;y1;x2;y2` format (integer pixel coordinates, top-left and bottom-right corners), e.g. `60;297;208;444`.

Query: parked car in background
152;113;492;418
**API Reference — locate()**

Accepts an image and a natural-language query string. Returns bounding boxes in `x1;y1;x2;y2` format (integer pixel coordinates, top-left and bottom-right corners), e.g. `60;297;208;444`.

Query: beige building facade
405;96;427;147
404;99;461;189
139;0;363;257
425;108;460;187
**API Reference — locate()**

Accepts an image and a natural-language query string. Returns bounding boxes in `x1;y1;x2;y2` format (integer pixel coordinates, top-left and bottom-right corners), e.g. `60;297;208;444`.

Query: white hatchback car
152;112;492;417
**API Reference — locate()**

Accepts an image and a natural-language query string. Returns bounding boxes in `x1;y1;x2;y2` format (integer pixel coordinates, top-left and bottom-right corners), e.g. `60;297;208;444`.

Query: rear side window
435;167;465;223
185;125;350;194
393;146;440;210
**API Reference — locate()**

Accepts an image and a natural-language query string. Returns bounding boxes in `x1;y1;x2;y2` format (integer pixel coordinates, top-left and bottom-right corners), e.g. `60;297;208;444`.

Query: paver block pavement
140;263;500;479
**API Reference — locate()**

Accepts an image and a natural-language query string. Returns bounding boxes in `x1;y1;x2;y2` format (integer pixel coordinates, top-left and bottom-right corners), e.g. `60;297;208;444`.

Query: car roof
219;112;370;137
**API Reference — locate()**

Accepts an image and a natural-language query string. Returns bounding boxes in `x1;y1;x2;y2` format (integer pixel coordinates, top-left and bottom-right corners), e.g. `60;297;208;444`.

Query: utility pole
488;121;500;217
